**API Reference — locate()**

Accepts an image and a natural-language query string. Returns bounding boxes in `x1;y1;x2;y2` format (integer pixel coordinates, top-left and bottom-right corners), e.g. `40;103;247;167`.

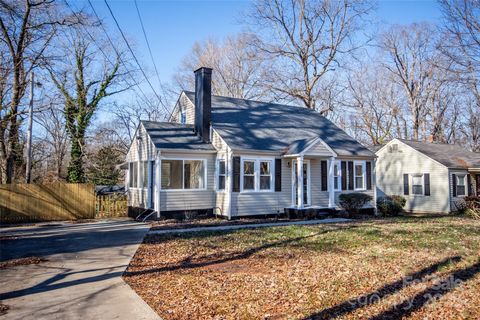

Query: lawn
124;216;480;319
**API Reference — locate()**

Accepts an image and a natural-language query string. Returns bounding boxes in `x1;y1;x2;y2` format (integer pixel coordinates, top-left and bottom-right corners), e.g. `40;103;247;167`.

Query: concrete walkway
149;218;350;235
0;220;160;320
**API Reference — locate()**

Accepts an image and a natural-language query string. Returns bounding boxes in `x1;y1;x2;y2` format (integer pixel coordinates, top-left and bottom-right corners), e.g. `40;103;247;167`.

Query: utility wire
134;0;163;91
104;0;168;114
85;0;151;105
64;0;151;106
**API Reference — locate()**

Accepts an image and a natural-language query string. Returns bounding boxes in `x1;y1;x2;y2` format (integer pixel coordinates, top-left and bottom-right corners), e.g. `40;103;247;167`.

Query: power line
134;0;163;91
64;0;151;106
85;0;152;105
104;0;167;111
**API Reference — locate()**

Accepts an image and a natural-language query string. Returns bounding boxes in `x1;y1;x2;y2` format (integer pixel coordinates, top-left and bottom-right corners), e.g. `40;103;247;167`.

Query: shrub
377;195;407;216
464;196;480;219
338;193;373;216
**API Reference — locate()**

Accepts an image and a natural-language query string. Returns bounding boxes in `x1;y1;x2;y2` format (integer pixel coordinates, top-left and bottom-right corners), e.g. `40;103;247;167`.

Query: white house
125;67;376;219
375;138;480;214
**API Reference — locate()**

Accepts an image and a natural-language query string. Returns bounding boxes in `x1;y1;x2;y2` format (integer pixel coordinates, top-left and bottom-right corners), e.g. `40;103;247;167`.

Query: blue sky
78;0;443;108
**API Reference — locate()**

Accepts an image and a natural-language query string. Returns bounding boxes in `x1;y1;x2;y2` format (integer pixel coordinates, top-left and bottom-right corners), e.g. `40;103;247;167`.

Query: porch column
297;156;304;209
154;154;161;218
328;156;336;208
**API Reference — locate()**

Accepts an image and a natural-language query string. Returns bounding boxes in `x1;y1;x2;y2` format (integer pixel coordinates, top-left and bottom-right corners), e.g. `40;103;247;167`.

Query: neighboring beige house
375;138;480;214
125;67;376;219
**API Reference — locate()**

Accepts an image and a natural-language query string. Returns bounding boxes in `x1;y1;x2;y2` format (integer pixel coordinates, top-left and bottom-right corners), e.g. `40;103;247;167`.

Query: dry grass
124;216;480;320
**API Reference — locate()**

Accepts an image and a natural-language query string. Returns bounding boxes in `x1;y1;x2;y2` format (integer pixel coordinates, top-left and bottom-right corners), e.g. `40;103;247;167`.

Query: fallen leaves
124;217;480;320
0;257;48;270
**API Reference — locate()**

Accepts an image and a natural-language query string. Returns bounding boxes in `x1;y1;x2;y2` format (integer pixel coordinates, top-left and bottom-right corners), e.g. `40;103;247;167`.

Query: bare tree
34;102;68;180
346;64;402;145
48;26;127;183
0;0;71;183
246;0;372;114
380;23;440;140
439;0;480;150
174;33;269;100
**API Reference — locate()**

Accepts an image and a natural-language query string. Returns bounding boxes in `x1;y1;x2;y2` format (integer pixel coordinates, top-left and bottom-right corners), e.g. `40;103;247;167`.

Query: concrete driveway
0;219;160;320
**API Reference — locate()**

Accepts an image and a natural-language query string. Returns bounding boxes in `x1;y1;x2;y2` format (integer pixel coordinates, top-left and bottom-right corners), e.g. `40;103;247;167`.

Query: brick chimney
194;67;212;143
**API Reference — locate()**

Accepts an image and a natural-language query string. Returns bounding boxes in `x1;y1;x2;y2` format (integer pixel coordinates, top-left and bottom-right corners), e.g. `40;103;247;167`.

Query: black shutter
232;156;240;192
452;174;457;197
348;161;354;190
403;174;409;195
321;160;328;191
341;161;347;190
424;173;430;196
467;174;472;196
366;161;372;190
275;158;282;192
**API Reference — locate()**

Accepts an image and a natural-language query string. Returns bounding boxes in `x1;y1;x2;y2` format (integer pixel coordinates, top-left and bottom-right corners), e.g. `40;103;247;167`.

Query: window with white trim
354;161;365;190
243;160;255;190
161;159;206;190
140;161;148;189
217;159;226;191
412;174;423;195
333;162;341;191
178;108;186;124
241;158;274;192
128;162;138;188
456;175;466;196
259;161;272;190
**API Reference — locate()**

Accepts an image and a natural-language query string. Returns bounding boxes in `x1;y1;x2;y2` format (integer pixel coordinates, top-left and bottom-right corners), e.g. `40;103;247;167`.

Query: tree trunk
67;135;85;183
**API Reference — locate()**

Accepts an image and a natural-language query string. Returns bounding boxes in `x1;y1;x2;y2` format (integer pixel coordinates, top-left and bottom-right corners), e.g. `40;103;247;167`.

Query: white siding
310;159;329;207
230;158;291;216
170;92;195;125
212;130;232;217
375;140;450;214
126;123;156;208
304;142;334;157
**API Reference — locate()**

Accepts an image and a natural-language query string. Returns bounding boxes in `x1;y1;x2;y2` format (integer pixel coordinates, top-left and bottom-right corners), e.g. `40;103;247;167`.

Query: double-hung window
217;160;226;191
456;175;466;196
161;159;206;190
243;160;255;191
412;174;423;195
333;162;341;191
354;161;366;190
241;158;274;192
259;161;272;190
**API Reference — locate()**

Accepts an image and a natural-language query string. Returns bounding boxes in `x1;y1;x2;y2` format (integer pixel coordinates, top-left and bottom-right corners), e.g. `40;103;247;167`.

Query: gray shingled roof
398;139;480;168
141;121;215;151
184;91;374;157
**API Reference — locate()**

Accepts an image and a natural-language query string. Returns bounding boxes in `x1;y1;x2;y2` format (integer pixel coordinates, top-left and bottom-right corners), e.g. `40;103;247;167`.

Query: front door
293;160;310;206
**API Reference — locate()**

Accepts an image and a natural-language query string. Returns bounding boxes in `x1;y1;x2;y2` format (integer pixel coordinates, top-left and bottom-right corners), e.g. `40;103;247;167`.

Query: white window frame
128;162;139;189
240;157;275;193
160;158;207;191
412;174;424;196
333;161;342;191
353;160;366;191
456;174;467;197
216;158;227;191
179;107;186;124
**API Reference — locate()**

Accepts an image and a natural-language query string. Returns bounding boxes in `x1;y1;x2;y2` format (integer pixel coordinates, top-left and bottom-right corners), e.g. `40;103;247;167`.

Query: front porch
284;137;339;211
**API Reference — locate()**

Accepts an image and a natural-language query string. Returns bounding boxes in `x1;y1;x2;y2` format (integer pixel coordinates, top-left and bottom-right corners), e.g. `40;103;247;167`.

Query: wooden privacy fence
0;183;96;224
0;183;128;224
